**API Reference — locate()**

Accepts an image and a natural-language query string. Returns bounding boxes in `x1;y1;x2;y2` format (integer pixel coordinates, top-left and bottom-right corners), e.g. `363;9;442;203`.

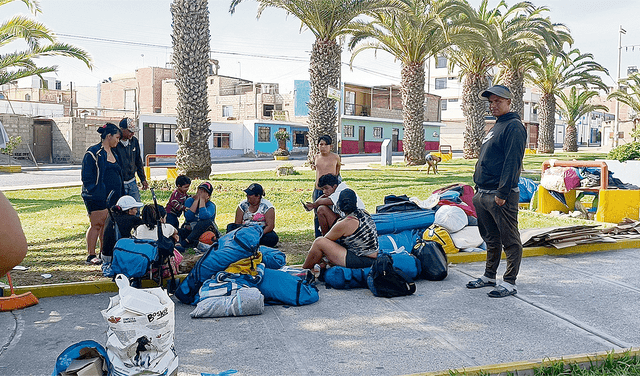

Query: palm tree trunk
563;121;578;152
461;73;488;159
171;0;212;179
537;92;555;153
307;38;341;164
401;61;426;165
501;68;525;119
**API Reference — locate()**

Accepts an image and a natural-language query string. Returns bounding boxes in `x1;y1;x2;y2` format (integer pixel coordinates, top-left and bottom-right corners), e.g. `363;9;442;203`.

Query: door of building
33;120;52;163
391;128;399;152
358;126;365;153
142;123;156;160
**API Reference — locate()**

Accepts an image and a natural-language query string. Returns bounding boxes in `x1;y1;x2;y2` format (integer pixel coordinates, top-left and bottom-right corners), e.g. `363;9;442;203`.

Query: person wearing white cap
466;85;526;298
114;118;148;203
100;195;144;265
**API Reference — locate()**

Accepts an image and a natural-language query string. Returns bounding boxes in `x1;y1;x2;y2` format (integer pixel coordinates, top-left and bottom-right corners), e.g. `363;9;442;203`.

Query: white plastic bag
101;275;178;376
434;205;468;233
449;225;484;249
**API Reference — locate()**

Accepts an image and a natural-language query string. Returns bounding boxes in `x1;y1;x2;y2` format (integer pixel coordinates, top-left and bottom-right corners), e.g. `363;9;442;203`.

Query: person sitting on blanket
102;195;144;264
134;204;179;242
302;189;378;273
179;182;218;249
303;173;365;235
226;183;279;247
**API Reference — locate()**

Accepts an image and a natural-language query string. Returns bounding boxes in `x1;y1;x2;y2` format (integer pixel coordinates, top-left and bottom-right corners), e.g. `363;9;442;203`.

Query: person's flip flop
466;278;496;289
487;285;517;298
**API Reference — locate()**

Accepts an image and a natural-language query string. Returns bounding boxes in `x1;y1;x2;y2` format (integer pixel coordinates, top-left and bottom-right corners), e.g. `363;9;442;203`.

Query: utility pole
614;25;626;148
69;82;73;117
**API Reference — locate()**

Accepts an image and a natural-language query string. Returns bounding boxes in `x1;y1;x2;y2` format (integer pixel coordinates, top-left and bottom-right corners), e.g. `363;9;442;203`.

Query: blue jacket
81;143;123;204
184;198;216;222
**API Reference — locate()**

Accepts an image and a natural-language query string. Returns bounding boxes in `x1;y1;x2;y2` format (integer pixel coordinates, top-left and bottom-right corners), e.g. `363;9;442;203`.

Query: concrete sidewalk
2;247;640;376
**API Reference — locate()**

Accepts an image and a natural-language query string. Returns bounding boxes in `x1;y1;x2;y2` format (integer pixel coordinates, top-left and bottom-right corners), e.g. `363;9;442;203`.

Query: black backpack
367;253;416;298
411;239;448;281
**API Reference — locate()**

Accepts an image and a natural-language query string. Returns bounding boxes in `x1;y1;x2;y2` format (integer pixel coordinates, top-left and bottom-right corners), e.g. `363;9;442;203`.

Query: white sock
500;281;516;291
480;276;496;283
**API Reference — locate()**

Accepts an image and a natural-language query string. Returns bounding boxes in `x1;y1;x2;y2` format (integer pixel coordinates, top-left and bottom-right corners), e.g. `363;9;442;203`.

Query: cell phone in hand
301;200;312;211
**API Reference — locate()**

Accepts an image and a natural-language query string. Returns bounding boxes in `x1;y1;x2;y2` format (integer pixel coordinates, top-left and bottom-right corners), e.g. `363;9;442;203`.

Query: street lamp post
614;25;626;148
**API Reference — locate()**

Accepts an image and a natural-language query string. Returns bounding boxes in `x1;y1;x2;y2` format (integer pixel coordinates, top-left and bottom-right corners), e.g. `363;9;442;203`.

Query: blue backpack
110;238;159;279
175;225;263;305
51;340;112;376
258;268;319;306
259;245;287;269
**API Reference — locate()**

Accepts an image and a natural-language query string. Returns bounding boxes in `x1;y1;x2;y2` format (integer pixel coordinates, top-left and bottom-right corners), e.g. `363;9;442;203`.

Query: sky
3;0;640;94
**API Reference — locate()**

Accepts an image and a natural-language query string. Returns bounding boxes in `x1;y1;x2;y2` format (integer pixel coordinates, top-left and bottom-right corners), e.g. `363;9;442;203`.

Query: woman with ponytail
81;123;124;265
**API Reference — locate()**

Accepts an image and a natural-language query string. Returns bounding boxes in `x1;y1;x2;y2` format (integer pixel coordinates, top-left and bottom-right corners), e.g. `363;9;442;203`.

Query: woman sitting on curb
227;183;278;247
302;189;378;273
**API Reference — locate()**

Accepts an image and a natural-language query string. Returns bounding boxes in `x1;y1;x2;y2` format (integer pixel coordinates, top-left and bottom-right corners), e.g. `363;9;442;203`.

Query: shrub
273;148;290;156
1;136;22;155
607;142;640;162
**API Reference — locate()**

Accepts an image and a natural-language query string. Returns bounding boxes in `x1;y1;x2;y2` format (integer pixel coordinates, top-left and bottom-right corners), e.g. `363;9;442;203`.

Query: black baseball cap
480;85;512;99
244;183;264;196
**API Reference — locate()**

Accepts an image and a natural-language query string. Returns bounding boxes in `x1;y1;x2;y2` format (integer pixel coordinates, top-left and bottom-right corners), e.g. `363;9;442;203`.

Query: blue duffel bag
324;266;370;289
175;225;263;305
258;268;319;306
110;238;159;279
259;245;287;269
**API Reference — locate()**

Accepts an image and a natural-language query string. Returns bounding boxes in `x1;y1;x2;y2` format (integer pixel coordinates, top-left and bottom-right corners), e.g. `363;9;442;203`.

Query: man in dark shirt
114;118;148;202
466;85;527;298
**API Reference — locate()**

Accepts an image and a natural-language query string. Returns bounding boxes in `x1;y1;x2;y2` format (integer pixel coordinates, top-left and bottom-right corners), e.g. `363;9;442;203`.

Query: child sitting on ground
101;195;144;265
134;204;182;276
165;175;191;230
134;205;180;242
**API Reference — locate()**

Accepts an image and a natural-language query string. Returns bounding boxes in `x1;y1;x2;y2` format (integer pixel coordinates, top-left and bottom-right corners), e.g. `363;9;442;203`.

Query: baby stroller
110;189;178;291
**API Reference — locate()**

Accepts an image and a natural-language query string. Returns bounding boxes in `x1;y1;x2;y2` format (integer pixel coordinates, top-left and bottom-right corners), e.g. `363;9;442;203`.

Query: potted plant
273;129;290;160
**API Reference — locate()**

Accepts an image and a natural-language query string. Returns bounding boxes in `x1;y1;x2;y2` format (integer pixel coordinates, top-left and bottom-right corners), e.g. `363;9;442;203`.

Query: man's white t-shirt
328;182;365;216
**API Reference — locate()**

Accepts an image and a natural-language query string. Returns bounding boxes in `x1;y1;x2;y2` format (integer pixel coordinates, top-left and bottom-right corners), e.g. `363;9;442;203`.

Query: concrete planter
274;155;289;161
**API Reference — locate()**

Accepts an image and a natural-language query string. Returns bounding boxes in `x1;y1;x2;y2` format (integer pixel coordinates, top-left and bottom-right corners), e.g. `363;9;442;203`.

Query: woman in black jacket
81;123;123;265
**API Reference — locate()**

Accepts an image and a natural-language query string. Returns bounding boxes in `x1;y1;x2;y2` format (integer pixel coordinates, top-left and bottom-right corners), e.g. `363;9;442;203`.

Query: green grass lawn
3;152;609;286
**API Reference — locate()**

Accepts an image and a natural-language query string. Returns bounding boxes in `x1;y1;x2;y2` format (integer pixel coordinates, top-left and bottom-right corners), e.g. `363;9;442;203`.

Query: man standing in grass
466;85;526;298
115;118;148;202
310;135;341;237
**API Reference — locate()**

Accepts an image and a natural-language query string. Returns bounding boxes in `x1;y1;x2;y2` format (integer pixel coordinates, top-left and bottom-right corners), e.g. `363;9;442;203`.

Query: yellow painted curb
404;347;640;376
0;165;21;173
448;238;640;264
2;275;187;298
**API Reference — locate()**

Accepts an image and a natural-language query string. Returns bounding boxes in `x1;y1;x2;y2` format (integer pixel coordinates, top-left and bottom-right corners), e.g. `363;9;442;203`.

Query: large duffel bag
259;245;287;269
174;225;263;305
190;278;264;318
371;211;435;235
258;268;319;306
111;238;159;279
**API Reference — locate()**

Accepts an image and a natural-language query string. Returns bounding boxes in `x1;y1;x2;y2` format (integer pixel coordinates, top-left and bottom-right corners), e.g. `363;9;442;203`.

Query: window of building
345;90;356;115
436;56;447;69
213;132;231;148
344;125;355;138
448;98;458;103
149;123;177;143
373;127;383;139
263;104;274;118
258;126;270;142
55;81;62;90
124;89;136;110
435;78;447;90
441;100;447;111
24;94;30;101
222;105;233;117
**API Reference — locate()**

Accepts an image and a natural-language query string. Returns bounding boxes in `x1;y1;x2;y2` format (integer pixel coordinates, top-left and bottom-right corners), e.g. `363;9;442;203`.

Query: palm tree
171;0;212;179
348;0;473;165
557;87;608;152
0;0;92;86
494;3;570;118
608;73;640;142
527;47;608;153
230;0;397;163
445;0;509;159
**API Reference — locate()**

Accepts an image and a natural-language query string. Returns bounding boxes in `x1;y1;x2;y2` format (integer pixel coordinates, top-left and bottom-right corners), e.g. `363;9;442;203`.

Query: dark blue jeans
182;219;215;245
166;213;180;230
226;223;279;247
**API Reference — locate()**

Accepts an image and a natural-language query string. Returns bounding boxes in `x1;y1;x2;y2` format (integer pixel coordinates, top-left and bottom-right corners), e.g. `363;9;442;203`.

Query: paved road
0;154;409;191
1;248;639;375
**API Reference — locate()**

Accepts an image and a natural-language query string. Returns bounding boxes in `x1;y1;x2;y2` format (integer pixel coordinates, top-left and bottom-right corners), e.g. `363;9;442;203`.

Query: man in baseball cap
114;118;148;204
467;84;527;298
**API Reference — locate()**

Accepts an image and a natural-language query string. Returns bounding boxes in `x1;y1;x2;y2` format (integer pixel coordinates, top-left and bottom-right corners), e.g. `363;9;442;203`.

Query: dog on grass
425;154;442;174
